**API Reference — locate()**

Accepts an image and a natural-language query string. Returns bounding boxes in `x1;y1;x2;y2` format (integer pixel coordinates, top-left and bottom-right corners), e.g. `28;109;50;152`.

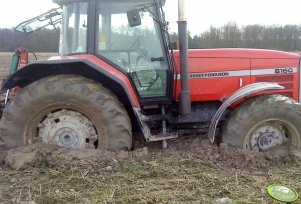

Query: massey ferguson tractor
1;0;301;152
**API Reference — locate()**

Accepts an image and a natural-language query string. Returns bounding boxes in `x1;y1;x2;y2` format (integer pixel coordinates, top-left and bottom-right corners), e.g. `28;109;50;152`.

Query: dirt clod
5;146;40;170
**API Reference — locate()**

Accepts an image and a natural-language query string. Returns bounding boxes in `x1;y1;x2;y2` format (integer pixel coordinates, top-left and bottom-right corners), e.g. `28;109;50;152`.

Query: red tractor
1;0;301;152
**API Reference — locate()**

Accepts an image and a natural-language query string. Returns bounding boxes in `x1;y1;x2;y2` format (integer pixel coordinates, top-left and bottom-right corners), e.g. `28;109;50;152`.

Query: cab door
96;1;170;103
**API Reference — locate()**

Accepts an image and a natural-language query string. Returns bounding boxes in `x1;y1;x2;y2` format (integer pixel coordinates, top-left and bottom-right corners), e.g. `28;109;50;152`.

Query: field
0;52;57;71
0;52;301;204
0;140;300;204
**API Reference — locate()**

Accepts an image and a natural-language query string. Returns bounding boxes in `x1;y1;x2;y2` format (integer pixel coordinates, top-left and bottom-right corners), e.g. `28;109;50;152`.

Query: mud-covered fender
208;82;284;142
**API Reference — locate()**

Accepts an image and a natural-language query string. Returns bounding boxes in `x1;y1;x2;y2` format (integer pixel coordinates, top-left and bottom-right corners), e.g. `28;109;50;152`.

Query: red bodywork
50;49;300;107
174;49;300;103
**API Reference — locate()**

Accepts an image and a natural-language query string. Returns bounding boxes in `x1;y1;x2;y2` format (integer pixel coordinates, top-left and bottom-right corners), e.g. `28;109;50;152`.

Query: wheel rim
245;119;299;151
36;109;98;149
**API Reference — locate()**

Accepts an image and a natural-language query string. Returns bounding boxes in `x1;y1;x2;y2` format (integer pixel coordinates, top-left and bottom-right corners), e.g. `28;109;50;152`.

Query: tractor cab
64;0;172;101
15;0;173;101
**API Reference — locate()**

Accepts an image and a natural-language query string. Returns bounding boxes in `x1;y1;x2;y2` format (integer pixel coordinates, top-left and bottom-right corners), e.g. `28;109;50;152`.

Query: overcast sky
1;0;301;35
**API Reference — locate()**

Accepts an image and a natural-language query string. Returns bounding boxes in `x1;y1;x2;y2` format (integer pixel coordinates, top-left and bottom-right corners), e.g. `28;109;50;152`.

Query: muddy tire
0;75;132;151
222;95;301;151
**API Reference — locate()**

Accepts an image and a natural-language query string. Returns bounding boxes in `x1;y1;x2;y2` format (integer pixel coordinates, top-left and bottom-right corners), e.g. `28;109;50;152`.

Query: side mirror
127;9;141;27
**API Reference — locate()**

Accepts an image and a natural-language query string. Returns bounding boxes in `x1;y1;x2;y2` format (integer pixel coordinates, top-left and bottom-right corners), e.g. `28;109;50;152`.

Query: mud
194;142;296;169
2;137;299;170
2;143;148;170
143;136;299;169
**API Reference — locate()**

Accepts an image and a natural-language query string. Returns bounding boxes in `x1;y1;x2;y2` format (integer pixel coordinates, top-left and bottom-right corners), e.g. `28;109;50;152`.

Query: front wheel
222;95;301;151
0;75;132;151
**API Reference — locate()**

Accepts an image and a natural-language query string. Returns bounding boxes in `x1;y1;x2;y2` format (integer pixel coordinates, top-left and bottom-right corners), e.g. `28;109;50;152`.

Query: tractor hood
173;48;300;103
173;49;300;59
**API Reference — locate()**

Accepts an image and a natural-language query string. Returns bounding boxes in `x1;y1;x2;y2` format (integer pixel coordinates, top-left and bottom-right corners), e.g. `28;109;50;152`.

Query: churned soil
0;137;300;203
2;138;297;171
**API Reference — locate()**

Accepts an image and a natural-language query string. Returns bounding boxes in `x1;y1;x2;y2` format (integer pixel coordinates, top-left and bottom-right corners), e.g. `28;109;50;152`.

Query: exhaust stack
178;0;191;115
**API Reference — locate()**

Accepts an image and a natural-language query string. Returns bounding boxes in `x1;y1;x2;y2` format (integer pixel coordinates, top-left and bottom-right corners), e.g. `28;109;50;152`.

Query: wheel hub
59;133;74;146
258;132;278;150
57;127;78;147
38;109;98;149
250;124;287;151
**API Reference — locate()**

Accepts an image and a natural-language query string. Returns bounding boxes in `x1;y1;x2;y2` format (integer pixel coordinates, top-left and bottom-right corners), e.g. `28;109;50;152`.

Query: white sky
1;0;301;35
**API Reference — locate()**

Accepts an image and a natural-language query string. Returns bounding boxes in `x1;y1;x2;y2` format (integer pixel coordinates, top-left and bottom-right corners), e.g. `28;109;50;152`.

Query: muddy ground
0;53;301;203
0;138;301;204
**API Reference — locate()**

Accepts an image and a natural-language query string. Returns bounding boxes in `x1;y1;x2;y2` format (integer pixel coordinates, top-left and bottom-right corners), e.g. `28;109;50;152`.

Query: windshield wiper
135;2;168;32
144;7;168;31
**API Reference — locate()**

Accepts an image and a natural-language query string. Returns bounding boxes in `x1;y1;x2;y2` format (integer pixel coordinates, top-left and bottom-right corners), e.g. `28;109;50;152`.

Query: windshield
60;2;88;55
97;1;168;98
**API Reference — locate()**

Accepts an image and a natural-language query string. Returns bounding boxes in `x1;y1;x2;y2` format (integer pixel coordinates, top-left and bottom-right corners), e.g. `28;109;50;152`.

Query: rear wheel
0;75;132;151
222;95;301;151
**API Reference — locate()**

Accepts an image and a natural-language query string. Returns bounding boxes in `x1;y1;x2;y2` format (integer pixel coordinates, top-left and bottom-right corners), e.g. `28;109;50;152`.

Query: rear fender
2;59;139;107
208;82;284;142
2;59;140;131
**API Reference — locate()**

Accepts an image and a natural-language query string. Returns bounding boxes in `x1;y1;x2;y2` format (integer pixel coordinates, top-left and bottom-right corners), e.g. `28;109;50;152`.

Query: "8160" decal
275;68;294;74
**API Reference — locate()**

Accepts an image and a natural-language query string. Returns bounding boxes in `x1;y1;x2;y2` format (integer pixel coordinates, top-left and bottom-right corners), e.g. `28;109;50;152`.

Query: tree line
0;28;60;52
175;23;301;51
1;23;301;52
